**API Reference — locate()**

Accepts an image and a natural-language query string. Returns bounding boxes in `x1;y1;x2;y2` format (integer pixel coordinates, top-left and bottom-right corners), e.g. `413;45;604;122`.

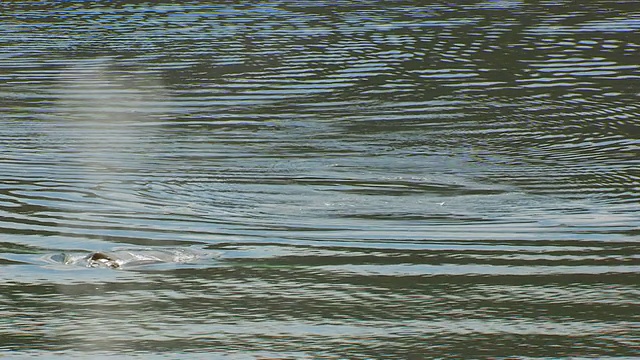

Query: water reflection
0;0;638;358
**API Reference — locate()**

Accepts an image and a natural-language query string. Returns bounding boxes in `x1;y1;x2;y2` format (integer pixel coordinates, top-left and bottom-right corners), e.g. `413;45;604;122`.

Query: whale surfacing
42;247;216;269
87;252;120;269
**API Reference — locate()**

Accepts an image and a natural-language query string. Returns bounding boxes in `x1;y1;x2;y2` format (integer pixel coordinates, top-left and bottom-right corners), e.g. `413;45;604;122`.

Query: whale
87;252;121;268
43;247;215;269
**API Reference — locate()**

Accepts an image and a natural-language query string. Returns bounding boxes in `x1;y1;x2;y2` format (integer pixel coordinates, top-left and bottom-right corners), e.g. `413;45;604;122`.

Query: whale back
43;247;214;269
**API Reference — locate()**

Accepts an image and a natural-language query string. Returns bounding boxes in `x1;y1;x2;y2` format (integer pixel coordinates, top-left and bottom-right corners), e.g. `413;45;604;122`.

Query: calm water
1;1;639;358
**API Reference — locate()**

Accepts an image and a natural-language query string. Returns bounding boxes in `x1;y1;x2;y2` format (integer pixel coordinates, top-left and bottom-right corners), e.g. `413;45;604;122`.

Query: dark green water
1;1;639;358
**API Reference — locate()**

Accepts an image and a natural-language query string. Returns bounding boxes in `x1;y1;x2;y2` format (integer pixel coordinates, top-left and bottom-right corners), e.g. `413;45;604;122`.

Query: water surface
1;1;639;358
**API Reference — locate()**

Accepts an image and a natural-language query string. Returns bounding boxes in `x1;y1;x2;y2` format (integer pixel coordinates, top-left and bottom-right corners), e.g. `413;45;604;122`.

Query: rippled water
1;1;639;358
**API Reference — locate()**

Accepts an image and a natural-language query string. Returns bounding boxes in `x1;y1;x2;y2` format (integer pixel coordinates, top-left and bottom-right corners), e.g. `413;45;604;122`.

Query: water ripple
1;0;639;357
